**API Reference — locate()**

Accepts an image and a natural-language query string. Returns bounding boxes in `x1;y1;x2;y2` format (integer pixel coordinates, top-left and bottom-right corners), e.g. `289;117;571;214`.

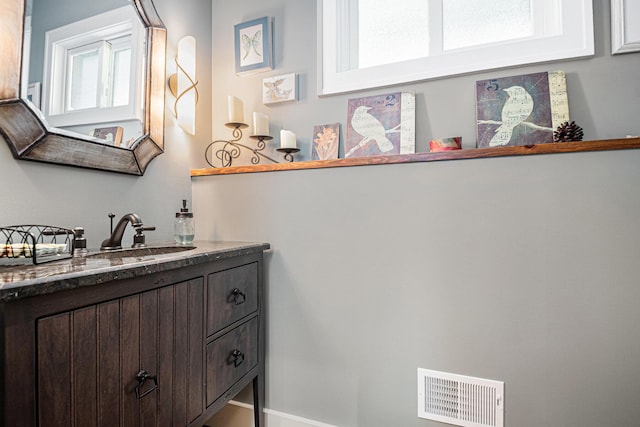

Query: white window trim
42;6;144;128
318;0;595;96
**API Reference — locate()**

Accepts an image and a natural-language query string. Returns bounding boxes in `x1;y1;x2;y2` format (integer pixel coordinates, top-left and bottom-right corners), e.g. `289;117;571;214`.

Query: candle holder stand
276;147;300;162
205;123;282;167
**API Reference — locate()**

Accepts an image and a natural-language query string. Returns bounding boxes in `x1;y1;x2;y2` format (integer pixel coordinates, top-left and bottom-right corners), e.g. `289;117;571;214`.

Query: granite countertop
0;241;270;302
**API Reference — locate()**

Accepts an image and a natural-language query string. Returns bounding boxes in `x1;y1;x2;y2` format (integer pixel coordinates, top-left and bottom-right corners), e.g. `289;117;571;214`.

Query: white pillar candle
227;96;244;123
280;130;297;149
253;112;269;136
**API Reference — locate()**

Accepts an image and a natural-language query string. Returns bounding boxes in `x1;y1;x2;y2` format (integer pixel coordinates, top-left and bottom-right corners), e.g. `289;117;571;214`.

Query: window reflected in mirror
23;1;145;148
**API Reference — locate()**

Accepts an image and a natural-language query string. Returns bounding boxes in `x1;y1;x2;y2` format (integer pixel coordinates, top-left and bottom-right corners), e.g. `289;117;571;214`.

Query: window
42;6;144;128
65;37;133;112
67;42;104;111
319;0;594;95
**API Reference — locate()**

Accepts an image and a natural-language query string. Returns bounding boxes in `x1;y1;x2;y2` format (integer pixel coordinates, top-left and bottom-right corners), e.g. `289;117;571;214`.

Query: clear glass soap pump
174;199;195;245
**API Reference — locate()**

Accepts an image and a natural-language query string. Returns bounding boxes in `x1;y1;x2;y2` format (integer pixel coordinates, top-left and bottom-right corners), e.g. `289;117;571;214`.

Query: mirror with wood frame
0;0;166;175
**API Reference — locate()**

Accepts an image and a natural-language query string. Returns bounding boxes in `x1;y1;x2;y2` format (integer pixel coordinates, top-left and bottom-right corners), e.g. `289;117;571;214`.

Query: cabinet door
36;278;204;427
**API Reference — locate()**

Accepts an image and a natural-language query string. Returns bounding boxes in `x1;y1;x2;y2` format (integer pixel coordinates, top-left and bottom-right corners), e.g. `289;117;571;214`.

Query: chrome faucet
101;213;155;250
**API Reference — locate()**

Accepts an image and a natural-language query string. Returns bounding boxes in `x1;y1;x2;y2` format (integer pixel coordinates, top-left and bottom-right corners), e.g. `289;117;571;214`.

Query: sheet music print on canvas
476;71;570;148
548;71;570;129
345;92;415;158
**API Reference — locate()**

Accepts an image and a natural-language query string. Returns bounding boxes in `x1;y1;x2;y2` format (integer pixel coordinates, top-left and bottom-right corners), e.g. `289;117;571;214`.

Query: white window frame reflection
318;0;594;95
66;41;106;112
42;6;144;128
65;36;133;112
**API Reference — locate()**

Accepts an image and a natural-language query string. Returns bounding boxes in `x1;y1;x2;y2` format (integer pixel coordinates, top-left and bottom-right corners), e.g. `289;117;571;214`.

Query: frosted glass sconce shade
169;36;198;135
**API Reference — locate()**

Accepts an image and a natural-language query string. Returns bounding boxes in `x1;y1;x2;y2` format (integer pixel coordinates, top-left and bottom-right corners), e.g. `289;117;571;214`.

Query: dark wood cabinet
0;248;266;427
36;278;204;426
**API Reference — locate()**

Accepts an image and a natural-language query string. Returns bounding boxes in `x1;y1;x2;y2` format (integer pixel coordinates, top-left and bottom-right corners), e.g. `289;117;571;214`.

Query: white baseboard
228;401;339;427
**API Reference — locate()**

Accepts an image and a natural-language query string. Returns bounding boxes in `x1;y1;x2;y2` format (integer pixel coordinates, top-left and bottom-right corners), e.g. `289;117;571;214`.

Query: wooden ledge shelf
190;137;640;177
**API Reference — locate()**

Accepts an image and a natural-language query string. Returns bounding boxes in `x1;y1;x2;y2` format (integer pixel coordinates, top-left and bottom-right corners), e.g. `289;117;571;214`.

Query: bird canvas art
346;92;415;158
476;71;570;148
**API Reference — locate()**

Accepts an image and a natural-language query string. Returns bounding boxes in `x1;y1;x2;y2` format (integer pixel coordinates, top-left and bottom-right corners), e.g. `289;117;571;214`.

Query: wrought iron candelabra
205;123;297;168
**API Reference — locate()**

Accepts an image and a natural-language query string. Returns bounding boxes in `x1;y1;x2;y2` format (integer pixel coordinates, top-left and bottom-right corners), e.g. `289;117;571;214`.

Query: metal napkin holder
0;225;74;265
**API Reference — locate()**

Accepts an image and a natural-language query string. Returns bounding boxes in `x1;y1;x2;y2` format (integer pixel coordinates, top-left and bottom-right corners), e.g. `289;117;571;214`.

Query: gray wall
194;0;639;169
193;0;640;426
1;0;212;247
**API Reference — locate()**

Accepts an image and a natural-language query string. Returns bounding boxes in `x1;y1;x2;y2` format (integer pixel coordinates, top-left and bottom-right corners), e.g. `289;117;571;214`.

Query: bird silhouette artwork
475;72;567;148
346;92;415;157
347;106;395;156
489;86;534;147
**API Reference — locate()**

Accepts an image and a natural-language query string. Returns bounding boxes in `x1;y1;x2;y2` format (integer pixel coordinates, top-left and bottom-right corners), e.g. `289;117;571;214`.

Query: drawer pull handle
229;349;245;367
231;288;246;305
135;370;158;399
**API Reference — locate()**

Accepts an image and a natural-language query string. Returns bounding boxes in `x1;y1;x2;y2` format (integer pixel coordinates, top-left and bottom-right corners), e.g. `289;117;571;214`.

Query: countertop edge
0;241;271;302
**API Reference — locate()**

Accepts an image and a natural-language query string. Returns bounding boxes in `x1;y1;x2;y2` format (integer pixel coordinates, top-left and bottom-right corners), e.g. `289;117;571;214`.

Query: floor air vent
418;369;504;427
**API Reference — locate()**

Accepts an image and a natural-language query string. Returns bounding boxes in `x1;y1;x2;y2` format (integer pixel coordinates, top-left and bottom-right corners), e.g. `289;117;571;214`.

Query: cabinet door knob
231;288;246;305
135;370;158;399
229;349;245;367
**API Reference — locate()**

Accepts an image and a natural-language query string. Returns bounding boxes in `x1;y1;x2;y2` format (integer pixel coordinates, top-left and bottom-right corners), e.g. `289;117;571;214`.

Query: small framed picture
234;16;273;75
312;123;340;160
263;73;296;104
27;82;41;109
92;126;124;146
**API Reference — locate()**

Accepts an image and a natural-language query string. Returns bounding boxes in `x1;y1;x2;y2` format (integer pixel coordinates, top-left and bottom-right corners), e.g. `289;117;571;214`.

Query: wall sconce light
204;96;298;167
169;36;198;135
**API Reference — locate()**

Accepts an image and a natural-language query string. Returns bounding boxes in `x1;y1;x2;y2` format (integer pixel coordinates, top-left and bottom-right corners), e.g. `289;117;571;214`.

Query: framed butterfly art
234;16;273;75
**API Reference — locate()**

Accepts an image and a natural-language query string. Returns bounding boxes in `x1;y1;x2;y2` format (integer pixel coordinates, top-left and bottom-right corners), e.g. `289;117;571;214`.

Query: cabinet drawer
206;317;258;406
207;262;258;335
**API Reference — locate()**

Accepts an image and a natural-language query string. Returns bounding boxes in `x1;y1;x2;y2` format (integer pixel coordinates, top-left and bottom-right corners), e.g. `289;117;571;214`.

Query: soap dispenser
174;200;195;245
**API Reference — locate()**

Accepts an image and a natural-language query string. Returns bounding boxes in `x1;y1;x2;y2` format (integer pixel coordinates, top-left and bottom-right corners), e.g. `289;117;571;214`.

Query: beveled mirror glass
0;0;166;175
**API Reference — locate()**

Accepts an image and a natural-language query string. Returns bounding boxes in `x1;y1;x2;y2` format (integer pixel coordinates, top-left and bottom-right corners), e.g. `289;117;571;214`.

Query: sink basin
85;246;196;259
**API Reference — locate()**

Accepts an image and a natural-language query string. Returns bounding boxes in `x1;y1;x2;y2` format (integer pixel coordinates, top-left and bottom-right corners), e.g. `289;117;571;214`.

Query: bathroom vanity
0;241;269;427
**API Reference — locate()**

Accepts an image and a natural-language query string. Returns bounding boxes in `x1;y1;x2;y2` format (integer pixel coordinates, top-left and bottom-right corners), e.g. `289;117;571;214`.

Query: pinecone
553;121;584;142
